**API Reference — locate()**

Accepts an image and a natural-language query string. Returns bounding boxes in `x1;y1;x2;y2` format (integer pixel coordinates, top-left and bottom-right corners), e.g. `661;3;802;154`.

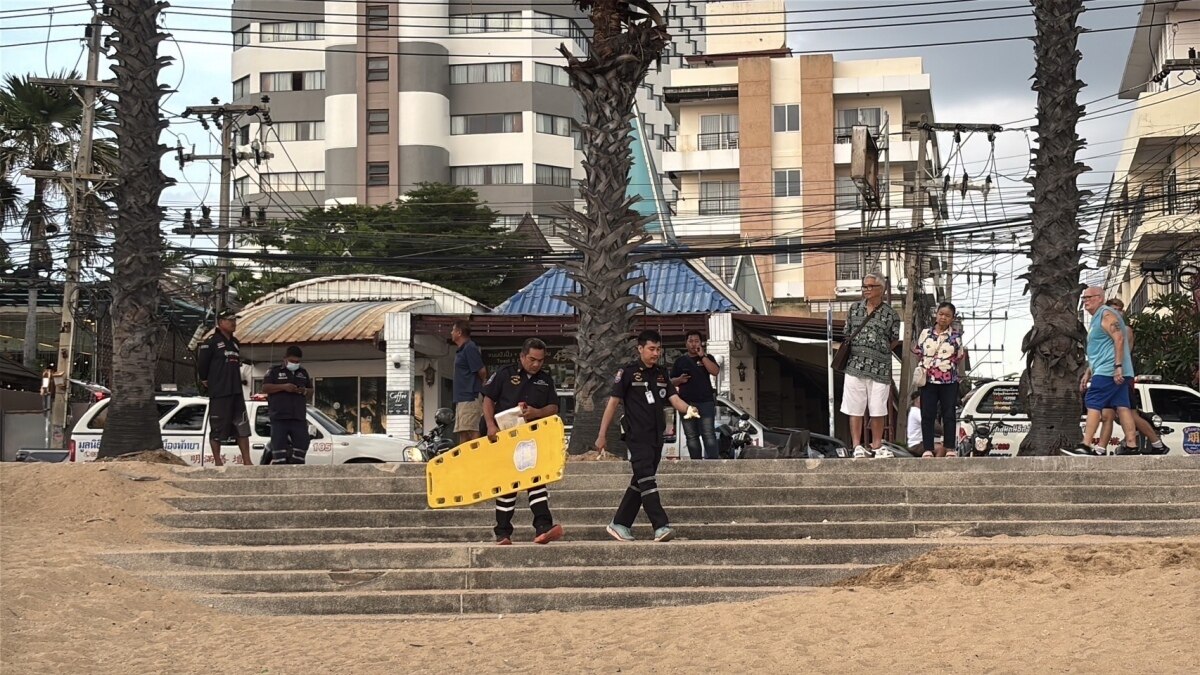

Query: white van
958;379;1200;456
70;395;413;465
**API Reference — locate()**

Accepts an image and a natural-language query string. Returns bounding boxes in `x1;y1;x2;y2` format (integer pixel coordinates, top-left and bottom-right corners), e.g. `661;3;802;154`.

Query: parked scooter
715;413;758;459
403;407;456;462
957;416;1010;457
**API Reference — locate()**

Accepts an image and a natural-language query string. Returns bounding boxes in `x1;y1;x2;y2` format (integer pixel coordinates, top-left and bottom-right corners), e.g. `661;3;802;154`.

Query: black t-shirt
671;354;717;403
479;363;558;434
263;364;311;421
197;332;242;398
610;360;677;440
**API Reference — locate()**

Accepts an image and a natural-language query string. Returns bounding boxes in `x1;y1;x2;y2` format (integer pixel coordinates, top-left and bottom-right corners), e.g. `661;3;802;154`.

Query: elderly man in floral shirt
842;273;901;458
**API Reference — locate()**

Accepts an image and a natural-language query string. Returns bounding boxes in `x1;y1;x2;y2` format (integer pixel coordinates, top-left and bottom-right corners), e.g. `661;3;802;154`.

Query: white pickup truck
70;395;413;465
958;379;1200;456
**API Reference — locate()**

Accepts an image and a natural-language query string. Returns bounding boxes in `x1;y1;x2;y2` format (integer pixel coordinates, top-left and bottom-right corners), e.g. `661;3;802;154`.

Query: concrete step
155;502;1200;530
162;485;1200;513
104;539;938;572
146;564;872;593
173;455;1200;479
156;519;1200;547
165;469;1200;495
201;586;796;615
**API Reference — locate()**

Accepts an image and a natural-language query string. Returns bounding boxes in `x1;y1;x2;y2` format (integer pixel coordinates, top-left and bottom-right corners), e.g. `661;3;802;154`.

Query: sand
2;462;1198;674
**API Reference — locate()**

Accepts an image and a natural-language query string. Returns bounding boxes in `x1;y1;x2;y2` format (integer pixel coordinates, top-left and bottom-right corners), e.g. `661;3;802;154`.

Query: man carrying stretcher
480;337;565;545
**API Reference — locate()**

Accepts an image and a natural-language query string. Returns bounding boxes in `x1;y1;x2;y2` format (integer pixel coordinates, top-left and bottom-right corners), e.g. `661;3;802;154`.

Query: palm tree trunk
97;0;172;458
1018;0;1090;455
559;1;668;455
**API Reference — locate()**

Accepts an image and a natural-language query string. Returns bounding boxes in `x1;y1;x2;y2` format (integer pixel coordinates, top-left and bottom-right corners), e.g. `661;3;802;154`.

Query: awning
235;300;434;345
733;313;844;342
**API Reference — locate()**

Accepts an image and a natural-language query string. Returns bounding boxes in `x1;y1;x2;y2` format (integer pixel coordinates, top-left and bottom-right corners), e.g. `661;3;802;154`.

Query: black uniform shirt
263;364;311;421
196;332;243;398
610;360;677;440
671;354;717;403
480;363;558;434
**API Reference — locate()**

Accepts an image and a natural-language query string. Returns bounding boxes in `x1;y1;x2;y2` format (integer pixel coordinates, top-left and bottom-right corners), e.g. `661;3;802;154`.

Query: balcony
672;213;741;238
662;131;740;173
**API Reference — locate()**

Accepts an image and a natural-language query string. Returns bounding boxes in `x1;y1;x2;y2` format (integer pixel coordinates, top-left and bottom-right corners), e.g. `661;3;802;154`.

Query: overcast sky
1;0;1151;378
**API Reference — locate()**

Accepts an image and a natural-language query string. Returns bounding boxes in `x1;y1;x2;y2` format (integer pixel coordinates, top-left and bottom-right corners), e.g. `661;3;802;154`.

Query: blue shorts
1085;375;1131;412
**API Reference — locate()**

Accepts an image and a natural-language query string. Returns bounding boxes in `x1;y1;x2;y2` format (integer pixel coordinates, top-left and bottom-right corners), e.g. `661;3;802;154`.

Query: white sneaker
852;445;870;459
872;446;895;458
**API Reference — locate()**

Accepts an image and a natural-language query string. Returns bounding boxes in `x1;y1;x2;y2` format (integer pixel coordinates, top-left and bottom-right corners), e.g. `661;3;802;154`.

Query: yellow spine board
426;415;567;509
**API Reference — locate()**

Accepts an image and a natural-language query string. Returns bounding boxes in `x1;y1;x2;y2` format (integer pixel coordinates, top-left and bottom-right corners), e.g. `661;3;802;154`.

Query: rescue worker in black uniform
196;310;252;466
480;338;565;545
261;345;312;464
596;329;698;543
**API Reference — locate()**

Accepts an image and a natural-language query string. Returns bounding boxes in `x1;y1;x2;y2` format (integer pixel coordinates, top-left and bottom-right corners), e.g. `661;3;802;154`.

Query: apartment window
260;21;323;42
494;214;524;230
260;171;325;192
572;128;583;151
232;75;249;99
274;121;325;141
450;62;521;84
260;70;325;92
836;250;864;281
836;107;882;141
233;176;249;198
451;113;522;135
451;164;523;186
237;125;251;146
531;12;589;51
535;164;572;188
449;12;520;34
774;237;802;266
535;113;571;137
774;169;801;198
366;5;388;31
699;181;739;215
233;27;249;49
836;176;862;209
773;104;800;133
367;109;388;134
704;255;736;284
367;58;389;82
534;63;569;86
699;113;738;150
367;162;389;187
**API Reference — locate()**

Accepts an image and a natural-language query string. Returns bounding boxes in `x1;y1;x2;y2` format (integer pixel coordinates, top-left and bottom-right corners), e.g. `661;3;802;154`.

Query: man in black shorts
196;310;252;465
262;345;312;464
480;338;564;545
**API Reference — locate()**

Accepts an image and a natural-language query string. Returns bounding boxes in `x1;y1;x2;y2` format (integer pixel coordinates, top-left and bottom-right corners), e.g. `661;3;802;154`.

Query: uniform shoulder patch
485;372;496;385
613;368;623;383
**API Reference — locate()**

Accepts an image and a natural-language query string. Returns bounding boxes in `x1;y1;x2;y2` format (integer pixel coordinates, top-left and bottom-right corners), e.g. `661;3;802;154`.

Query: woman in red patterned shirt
912;302;968;457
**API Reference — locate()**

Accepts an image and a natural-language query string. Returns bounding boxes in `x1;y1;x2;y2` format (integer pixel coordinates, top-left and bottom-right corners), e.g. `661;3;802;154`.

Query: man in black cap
261;345;312;464
196;310;252;466
479;337;564;545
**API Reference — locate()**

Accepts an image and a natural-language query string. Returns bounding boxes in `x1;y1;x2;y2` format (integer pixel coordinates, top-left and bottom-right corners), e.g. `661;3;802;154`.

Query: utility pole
899;114;929;407
26;7;111;448
176;100;271;317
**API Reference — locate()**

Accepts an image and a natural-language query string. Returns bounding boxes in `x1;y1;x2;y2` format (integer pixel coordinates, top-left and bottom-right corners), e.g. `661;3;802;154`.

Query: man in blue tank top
1066;287;1139;456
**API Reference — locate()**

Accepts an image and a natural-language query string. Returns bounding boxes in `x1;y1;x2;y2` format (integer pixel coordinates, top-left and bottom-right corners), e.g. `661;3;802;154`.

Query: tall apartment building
1097;0;1200;313
662;1;940;316
229;1;705;232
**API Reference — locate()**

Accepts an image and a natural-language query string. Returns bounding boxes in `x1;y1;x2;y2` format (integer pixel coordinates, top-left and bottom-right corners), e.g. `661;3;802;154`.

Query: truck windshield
308;406;349;435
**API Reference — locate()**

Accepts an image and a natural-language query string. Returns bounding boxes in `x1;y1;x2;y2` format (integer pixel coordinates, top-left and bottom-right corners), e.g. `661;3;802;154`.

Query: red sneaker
533;524;564;545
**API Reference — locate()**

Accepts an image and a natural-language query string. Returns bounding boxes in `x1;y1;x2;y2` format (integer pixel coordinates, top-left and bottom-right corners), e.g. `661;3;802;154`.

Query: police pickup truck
70;395;412;464
957;378;1200;456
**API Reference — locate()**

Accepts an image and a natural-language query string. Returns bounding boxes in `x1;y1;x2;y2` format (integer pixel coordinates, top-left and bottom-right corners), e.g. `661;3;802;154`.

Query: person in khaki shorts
450;319;487;443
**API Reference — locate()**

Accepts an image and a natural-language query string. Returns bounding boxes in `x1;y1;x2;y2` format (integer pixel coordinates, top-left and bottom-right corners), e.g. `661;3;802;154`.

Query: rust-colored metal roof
236;300;434;345
412;314;710;340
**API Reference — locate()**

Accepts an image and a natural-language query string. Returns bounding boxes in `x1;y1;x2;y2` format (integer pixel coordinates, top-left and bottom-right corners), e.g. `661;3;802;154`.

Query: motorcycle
403;407;456;462
957;416;1010;457
715;413;758;459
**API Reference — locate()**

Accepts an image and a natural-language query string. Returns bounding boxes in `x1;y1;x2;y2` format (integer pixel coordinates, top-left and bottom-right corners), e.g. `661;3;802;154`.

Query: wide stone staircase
104;456;1200;615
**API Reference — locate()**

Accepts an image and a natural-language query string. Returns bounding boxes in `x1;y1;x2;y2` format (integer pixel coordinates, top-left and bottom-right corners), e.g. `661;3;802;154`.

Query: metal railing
698;198;739;216
697;131;739;151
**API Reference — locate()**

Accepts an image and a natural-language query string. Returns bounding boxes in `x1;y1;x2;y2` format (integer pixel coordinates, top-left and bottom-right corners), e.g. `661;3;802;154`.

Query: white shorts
841;374;890;417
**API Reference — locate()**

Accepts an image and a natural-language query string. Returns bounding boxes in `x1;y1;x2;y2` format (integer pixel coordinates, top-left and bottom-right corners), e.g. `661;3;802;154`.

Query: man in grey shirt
840;273;901;458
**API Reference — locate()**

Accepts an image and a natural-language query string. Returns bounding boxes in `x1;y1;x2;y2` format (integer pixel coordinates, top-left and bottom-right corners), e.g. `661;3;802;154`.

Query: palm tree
96;0;171;457
558;1;669;454
0;71;117;369
1017;0;1090;455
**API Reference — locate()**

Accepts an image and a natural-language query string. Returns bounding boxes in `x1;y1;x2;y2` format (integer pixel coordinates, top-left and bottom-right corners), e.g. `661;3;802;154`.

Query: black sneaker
1058;444;1099;457
1115;444;1140;456
1143;443;1170;455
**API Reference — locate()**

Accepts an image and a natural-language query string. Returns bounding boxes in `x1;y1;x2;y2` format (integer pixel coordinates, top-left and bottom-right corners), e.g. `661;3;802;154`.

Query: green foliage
1126;292;1200;384
228;183;520;306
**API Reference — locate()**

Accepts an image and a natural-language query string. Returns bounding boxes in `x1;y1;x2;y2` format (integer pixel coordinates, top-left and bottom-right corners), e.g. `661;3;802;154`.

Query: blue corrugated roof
494;259;738;315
